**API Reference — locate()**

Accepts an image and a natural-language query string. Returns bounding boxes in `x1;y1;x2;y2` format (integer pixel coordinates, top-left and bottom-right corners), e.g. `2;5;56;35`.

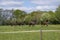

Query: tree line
0;6;60;25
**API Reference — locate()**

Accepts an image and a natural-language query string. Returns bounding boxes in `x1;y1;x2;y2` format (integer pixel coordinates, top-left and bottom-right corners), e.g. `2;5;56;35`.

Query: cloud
1;5;57;12
35;6;57;11
31;0;60;5
31;0;49;5
0;1;24;6
0;0;60;12
36;6;57;9
30;0;60;12
1;6;33;11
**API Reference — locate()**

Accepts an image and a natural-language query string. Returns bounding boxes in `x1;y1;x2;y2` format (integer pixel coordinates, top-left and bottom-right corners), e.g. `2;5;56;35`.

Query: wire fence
0;30;60;40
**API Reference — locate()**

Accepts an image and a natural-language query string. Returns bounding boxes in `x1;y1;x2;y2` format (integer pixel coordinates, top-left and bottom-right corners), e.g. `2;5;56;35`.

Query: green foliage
0;5;60;25
41;13;51;21
48;11;56;24
13;9;26;18
29;11;43;24
13;9;27;24
55;5;60;23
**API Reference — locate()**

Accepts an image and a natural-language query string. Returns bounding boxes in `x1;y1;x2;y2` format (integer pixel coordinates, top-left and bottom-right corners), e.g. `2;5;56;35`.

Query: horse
41;20;49;26
29;20;36;26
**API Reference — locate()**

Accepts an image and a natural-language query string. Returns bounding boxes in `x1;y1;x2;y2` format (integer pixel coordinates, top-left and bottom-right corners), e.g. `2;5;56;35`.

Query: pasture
0;25;60;40
0;32;60;40
0;25;60;32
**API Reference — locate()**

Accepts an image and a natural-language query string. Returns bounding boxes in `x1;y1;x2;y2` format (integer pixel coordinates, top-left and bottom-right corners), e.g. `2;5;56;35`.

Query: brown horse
29;20;36;27
41;20;49;26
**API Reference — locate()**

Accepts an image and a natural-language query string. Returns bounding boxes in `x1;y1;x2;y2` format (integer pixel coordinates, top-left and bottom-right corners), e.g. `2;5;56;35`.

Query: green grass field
0;25;60;32
0;32;60;40
0;25;60;40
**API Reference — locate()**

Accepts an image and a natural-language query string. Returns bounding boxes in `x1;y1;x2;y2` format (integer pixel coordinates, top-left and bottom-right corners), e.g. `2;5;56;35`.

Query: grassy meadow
0;25;60;40
0;32;60;40
0;25;60;32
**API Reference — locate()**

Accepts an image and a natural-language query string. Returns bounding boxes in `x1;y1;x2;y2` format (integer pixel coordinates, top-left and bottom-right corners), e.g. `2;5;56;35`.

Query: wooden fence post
40;29;42;40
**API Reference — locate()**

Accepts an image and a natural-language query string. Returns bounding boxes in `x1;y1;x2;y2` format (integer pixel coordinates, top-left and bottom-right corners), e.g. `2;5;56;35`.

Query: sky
0;0;60;12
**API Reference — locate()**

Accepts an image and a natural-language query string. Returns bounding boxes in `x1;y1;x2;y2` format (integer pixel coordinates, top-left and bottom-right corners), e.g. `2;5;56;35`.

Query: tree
28;11;43;24
55;5;60;23
41;13;51;21
48;11;56;24
0;9;3;25
13;9;27;25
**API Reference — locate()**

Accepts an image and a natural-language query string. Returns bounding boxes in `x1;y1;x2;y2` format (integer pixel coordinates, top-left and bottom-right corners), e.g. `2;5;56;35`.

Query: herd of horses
29;20;49;26
10;20;49;26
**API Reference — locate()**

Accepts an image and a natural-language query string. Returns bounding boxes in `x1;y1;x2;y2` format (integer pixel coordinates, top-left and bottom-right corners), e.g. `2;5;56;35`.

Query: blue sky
0;0;60;12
